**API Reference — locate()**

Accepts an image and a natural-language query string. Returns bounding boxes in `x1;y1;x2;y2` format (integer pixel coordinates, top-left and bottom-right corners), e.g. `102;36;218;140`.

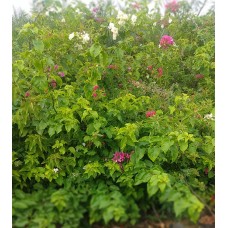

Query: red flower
108;64;118;69
157;67;163;77
93;85;99;91
146;110;156;118
195;74;204;79
25;91;30;97
92;93;98;98
204;168;209;175
147;65;153;70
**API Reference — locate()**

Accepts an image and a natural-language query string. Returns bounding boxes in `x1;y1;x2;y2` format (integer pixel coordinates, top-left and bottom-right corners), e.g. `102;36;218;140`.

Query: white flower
117;11;129;26
69;32;75;40
61;18;65;23
82;143;86;146
81;33;90;44
53;168;59;173
108;22;115;30
159;44;161;48
153;22;157;26
204;113;215;120
45;11;49;16
169;18;172;23
111;27;118;40
108;23;118;40
131;15;137;25
75;8;82;14
161;24;164;29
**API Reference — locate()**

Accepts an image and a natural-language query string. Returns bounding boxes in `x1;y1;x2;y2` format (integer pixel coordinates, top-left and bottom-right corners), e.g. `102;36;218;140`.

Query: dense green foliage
12;0;215;227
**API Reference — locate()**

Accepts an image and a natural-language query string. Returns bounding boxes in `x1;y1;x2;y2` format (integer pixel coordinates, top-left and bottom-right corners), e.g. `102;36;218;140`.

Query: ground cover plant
12;0;215;227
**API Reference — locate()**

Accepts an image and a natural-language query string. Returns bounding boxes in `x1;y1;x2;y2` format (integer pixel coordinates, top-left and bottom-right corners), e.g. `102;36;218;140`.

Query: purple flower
58;72;65;77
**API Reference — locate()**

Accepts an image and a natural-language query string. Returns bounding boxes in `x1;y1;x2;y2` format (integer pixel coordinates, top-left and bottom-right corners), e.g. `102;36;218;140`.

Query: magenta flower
58;72;65;77
159;35;174;48
112;152;131;163
146;110;156;118
165;0;179;13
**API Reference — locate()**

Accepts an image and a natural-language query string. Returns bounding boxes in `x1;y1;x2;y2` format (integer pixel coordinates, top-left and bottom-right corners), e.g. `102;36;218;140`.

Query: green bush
13;0;215;227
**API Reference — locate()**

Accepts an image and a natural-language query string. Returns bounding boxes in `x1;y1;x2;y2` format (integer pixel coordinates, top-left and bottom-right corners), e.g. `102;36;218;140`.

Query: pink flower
25;91;30;97
165;0;179;13
54;65;59;70
157;67;163;77
92;7;99;13
146;110;156;118
92;93;98;98
112;152;131;163
58;72;65;77
93;85;99;91
159;35;174;48
195;74;204;79
132;2;140;9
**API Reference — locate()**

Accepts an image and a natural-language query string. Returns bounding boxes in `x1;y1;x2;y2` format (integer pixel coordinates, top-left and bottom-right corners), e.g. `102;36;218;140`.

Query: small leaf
33;39;44;52
148;146;160;162
179;141;188;152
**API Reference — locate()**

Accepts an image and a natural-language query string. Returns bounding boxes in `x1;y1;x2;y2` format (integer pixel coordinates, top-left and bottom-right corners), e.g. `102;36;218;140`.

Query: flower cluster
204;113;215;120
165;0;179;13
117;11;129;26
131;15;137;25
69;31;90;44
108;23;119;40
159;35;174;48
92;85;106;98
146;110;156;118
53;168;59;173
112;152;131;163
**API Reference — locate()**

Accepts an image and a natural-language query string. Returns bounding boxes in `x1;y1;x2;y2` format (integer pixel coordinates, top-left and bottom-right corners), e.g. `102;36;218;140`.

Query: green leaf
161;140;174;154
179;141;188;152
174;198;189;217
148;146;160;162
48;127;55;137
134;171;151;185
147;183;159;197
130;147;145;164
13;201;28;209
90;43;102;58
33;39;44;52
31;76;48;91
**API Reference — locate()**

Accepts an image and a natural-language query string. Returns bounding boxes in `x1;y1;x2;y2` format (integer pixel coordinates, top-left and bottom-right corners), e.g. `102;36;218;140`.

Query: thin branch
197;0;208;16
